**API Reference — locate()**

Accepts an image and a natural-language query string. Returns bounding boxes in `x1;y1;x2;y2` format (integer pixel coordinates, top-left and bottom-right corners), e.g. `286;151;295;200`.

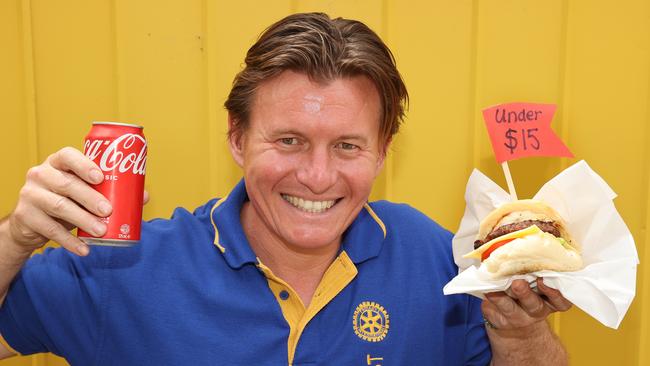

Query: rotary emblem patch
353;301;389;342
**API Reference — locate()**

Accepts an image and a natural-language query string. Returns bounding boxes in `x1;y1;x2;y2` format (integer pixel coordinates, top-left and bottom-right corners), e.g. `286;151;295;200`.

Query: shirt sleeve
0;247;108;359
464;294;492;365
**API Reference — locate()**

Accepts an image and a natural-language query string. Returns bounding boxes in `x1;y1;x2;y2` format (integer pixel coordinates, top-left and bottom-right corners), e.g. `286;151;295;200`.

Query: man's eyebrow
269;129;303;136
339;134;369;143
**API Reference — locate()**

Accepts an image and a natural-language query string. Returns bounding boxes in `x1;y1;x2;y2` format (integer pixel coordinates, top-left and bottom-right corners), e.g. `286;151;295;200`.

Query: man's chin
285;233;342;252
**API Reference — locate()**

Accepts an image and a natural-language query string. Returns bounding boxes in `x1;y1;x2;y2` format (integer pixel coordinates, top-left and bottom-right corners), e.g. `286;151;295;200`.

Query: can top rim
93;121;143;129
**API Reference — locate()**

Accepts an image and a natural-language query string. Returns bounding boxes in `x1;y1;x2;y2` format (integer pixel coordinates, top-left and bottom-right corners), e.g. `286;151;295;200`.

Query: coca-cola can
77;122;147;246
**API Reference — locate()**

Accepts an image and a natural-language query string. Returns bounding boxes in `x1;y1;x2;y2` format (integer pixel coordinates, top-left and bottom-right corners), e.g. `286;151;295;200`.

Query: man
0;13;570;365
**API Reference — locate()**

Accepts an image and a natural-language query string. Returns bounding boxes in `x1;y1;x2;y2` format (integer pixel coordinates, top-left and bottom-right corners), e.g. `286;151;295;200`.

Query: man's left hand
482;277;572;330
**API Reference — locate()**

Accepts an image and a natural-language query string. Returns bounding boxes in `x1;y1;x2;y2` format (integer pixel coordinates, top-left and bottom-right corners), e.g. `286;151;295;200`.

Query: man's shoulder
83;197;225;273
367;200;455;261
365;201;459;282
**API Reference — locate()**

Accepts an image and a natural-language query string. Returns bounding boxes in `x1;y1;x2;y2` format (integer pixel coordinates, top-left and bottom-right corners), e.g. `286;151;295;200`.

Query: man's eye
280;138;298;145
337;142;358;150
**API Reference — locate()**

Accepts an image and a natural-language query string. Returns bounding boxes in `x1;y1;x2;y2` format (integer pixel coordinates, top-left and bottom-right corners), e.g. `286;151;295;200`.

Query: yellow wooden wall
1;1;649;365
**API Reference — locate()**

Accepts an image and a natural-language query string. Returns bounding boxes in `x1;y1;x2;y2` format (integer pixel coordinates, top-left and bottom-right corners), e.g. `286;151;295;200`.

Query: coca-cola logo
84;133;147;175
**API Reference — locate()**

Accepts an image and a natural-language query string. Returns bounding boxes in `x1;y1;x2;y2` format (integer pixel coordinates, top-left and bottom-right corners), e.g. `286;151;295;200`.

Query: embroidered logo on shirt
353;301;389;342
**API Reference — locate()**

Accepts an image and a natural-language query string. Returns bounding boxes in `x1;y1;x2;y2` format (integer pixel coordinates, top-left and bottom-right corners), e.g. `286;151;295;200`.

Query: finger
46;147;103;185
510;279;550;319
27;166;112;217
32;188;107;238
24;209;89;256
484;290;520;318
484;290;537;330
481;299;508;328
143;190;150;205
481;297;527;329
538;278;572;312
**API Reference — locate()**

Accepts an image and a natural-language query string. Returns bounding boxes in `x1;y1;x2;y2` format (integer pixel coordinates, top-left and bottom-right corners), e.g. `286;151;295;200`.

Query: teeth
282;194;336;213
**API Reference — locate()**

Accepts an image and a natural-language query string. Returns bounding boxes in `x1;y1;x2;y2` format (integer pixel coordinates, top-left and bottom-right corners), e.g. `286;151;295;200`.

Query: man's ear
228;113;244;167
375;136;392;176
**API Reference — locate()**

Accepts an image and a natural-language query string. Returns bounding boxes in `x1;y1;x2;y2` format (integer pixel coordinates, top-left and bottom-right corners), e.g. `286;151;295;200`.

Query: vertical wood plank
387;0;477;229
549;0;571;336
21;0;38;168
559;1;650;365
112;0;126;119
204;0;220;198
639;82;650;364
470;0;481;176
0;0;31;221
634;7;650;364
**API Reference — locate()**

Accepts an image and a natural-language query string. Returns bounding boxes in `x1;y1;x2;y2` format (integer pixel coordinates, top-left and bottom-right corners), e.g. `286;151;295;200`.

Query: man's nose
296;146;337;194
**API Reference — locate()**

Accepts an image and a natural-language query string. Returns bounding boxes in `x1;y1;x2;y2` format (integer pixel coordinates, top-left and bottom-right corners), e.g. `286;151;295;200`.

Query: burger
463;199;582;278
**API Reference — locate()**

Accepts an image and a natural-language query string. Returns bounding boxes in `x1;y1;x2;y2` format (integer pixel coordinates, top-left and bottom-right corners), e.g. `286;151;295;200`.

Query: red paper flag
482;102;573;163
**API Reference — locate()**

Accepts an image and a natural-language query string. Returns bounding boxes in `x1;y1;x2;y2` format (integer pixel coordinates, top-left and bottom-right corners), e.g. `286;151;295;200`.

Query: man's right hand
5;147;113;256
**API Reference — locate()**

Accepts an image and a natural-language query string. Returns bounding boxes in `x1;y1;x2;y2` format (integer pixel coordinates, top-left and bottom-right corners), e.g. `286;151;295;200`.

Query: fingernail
77;243;89;256
90;169;103;184
93;222;106;236
98;201;112;216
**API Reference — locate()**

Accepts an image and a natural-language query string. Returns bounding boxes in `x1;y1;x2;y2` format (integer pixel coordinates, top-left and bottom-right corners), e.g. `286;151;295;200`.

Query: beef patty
473;220;561;250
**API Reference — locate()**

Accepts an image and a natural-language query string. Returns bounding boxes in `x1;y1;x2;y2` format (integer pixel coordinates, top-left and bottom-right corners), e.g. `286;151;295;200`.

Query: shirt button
279;290;290;300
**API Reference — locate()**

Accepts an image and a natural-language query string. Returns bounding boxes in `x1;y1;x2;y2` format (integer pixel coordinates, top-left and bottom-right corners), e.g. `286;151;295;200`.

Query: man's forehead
246;71;382;139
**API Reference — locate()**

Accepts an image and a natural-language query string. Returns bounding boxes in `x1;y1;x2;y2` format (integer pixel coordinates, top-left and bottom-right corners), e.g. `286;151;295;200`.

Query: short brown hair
224;12;408;149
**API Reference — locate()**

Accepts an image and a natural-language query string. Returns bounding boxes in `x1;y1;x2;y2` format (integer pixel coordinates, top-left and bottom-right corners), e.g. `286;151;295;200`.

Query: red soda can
77;122;147;246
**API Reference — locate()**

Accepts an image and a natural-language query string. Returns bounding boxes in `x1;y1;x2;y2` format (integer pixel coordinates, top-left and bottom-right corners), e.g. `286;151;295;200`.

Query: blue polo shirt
0;180;491;365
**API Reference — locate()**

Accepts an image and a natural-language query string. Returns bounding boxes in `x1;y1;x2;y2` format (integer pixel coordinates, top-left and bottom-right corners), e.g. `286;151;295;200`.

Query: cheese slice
463;225;543;260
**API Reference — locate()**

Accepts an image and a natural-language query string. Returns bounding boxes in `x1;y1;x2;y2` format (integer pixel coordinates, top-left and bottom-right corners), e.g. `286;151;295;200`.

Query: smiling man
0;13;569;365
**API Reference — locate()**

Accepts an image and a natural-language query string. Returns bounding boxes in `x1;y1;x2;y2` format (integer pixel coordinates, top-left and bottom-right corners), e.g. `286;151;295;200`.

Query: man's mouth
281;194;338;213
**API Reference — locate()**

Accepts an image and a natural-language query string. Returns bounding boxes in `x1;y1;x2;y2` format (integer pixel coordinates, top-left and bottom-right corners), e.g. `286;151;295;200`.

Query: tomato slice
481;238;516;261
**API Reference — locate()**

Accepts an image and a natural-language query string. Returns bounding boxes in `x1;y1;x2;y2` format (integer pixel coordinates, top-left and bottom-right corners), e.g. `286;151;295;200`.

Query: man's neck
240;202;340;307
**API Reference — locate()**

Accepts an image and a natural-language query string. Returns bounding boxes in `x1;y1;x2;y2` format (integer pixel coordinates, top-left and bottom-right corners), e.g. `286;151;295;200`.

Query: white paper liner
443;160;638;329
